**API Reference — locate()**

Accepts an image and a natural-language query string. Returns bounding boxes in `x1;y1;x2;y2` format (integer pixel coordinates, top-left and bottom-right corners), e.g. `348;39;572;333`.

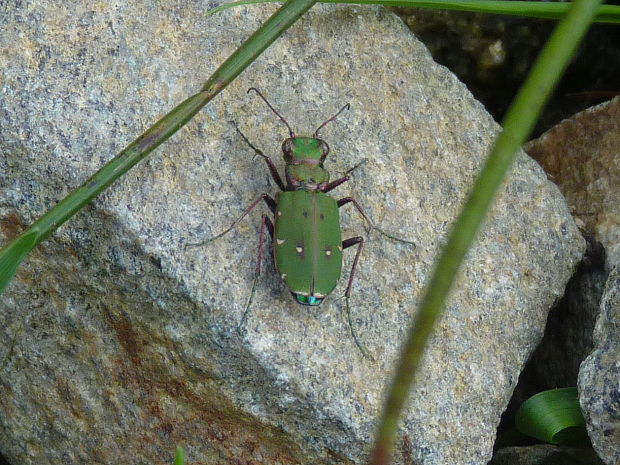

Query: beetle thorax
285;164;329;190
282;137;331;191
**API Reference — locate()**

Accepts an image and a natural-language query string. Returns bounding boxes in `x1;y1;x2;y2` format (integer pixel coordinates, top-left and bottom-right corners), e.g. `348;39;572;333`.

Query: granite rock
578;267;620;465
525;97;620;269
1;1;584;464
526;99;620;465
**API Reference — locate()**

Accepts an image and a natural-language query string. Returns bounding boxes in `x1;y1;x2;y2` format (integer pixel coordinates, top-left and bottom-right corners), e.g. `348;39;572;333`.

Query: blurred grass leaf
367;0;602;462
174;446;185;465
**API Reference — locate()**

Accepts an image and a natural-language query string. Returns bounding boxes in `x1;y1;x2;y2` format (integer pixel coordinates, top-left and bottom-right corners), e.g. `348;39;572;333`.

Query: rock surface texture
578;267;620;465
525;97;620;269
527;98;619;465
1;2;584;464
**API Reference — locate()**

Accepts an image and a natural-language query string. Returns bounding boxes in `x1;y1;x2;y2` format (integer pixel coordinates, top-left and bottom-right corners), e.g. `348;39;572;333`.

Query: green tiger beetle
191;88;414;358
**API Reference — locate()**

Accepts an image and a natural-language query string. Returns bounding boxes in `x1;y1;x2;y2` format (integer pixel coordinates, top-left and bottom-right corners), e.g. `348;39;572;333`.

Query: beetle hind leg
337;197;416;246
185;193;276;249
342;236;375;361
238;214;274;334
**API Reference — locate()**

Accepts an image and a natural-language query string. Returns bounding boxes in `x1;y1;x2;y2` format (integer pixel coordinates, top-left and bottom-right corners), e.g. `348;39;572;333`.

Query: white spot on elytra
325;250;332;256
277;210;282;216
296;246;303;254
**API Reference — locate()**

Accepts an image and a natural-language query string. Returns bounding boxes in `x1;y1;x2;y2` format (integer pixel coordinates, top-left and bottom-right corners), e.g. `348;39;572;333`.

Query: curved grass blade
207;0;620;24
0;0;318;297
516;388;589;446
367;0;603;463
174;446;186;465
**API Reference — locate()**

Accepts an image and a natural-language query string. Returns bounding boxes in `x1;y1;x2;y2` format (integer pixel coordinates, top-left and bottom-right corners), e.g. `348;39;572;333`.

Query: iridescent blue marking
294;294;324;306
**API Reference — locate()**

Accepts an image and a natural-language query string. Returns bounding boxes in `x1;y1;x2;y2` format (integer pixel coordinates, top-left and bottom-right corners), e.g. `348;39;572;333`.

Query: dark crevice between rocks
393;6;620;138
492;237;607;463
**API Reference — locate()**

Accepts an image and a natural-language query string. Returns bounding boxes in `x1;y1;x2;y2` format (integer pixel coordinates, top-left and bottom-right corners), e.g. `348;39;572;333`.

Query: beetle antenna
248;88;295;138
313;103;350;138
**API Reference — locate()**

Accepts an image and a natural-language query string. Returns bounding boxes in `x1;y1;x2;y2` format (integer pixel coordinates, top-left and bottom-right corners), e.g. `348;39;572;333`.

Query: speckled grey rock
0;2;584;465
526;99;620;465
525;97;620;270
578;266;620;465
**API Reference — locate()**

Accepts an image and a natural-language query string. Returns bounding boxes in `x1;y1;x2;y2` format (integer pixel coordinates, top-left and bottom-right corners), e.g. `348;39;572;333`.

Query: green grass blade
0;0;318;297
207;0;620;24
174;446;186;465
367;0;602;463
0;231;38;295
516;388;588;445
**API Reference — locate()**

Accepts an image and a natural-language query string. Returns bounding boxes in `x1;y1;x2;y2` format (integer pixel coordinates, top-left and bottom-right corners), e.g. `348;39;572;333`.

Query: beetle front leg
321;175;350;193
338;197;415;246
341;236;374;360
186;194;276;248
321;162;367;193
238;214;274;333
232;122;286;191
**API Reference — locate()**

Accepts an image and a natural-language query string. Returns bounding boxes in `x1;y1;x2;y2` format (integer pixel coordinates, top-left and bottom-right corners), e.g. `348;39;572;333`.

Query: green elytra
275;190;341;305
189;88;414;357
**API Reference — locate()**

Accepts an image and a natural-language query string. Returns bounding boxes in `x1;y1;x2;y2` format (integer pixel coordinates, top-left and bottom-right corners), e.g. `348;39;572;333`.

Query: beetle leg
232;122;286;191
341;236;374;360
337;197;415;246
238;214;274;333
185;194;276;248
342;236;364;298
255;215;275;275
321;162;367;193
338;198;372;224
321;175;349;193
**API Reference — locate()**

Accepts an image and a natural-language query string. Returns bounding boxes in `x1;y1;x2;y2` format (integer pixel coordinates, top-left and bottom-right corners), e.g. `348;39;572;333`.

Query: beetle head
247;88;350;191
282;137;329;164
